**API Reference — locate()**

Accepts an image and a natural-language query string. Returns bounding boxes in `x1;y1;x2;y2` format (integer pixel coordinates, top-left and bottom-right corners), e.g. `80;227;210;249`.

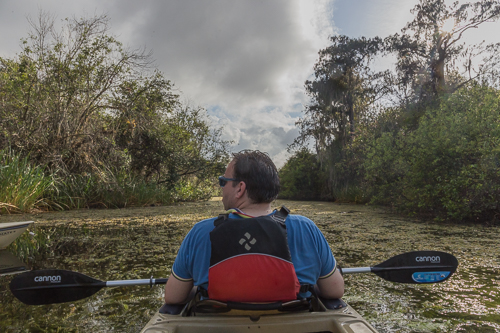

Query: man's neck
234;202;273;217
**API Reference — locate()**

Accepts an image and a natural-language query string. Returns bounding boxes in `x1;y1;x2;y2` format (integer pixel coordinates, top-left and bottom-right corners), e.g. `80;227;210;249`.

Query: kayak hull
141;300;378;333
0;250;27;276
0;221;34;249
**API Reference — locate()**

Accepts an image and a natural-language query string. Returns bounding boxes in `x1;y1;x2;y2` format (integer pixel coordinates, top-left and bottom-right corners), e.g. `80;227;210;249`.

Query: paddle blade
372;251;458;284
10;269;105;305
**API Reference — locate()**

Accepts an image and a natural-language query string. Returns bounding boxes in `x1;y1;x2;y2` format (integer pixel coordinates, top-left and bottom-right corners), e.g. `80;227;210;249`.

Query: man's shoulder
191;216;218;230
286;214;315;224
286;214;320;231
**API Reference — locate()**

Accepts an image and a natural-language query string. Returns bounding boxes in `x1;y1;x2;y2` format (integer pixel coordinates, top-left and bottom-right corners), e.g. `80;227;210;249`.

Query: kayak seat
191;298;311;314
158;298;346;316
159;303;185;315
319;298;347;310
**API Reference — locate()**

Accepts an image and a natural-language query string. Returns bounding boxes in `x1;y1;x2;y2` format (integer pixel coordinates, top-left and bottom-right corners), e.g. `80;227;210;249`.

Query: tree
387;0;500;109
293;36;387;196
0;12;153;174
363;83;500;222
296;36;384;149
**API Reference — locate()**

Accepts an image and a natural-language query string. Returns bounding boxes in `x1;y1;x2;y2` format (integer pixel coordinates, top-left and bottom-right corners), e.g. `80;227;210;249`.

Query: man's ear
235;181;246;199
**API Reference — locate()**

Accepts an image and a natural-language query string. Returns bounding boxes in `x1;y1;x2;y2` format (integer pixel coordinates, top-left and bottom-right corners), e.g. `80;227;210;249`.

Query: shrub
363;84;500;221
279;148;327;200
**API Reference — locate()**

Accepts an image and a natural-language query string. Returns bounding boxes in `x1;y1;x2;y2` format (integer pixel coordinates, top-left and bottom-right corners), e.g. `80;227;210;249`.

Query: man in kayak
164;150;344;304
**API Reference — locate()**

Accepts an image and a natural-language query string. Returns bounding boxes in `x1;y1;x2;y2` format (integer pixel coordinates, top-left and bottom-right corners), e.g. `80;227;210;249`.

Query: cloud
108;0;334;109
109;0;335;167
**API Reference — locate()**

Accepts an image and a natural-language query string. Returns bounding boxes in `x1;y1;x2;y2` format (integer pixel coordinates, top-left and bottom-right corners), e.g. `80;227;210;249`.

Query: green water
0;199;499;332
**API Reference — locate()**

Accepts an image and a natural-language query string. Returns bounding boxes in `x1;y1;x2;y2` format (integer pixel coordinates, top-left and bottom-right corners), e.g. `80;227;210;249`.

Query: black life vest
208;206;300;302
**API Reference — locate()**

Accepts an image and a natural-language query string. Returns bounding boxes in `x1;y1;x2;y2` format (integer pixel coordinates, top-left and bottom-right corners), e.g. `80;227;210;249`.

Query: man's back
171;210;337;299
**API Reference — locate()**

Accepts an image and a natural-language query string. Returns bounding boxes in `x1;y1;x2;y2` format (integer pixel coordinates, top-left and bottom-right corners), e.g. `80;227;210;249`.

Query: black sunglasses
218;176;240;187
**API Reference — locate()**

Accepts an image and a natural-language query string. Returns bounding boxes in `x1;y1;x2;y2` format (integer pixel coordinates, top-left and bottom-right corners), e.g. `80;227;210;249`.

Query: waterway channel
0;198;499;332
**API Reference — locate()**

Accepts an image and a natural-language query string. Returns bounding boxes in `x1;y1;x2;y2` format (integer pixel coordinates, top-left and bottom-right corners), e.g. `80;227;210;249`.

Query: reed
0;149;53;213
0;149;217;213
48;169;175;209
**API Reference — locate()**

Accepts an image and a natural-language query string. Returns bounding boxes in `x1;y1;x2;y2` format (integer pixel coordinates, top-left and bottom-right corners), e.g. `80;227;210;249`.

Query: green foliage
286;0;500;221
293;35;387;199
46;168;174;209
0;149;53;213
172;178;220;202
279;148;327;200
0;13;230;212
0;14;145;174
363;84;500;221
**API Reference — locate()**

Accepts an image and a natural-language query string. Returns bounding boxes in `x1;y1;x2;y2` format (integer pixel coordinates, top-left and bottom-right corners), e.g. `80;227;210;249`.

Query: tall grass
0;149;219;214
47;169;175;209
47;168;219;209
173;178;220;202
0;149;53;213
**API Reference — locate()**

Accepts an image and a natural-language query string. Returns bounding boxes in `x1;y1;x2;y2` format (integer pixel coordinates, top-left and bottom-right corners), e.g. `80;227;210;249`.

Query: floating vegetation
0;199;499;332
6;224;52;263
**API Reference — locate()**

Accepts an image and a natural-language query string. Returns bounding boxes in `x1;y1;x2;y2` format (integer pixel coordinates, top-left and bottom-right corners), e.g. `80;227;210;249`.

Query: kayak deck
0;221;34;249
142;299;378;333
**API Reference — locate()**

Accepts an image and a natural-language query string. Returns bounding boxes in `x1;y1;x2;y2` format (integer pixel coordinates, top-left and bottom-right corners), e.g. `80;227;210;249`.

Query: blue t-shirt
172;211;336;291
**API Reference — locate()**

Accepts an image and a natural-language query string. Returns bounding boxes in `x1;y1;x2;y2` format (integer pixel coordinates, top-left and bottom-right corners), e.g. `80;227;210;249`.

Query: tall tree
387;0;500;108
0;12;153;173
293;36;387;194
296;36;384;152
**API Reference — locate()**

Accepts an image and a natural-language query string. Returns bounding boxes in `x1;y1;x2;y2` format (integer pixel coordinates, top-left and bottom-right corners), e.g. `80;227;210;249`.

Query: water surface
0;199;499;332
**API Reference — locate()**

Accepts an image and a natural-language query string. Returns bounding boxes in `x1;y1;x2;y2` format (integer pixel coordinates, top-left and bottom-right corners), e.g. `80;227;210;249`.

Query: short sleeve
317;229;336;278
171;230;194;282
170;218;215;287
286;214;337;286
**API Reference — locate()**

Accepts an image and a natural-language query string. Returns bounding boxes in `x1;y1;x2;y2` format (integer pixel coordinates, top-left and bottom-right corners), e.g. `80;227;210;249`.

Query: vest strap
271;206;289;224
214;206;290;226
214;214;229;227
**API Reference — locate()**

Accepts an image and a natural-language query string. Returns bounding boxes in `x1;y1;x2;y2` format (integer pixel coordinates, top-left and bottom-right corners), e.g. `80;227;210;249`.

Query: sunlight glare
441;17;455;33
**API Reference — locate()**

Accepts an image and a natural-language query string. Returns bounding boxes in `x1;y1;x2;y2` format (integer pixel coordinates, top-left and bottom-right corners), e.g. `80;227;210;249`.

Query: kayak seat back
158;303;185;315
320;298;347;310
189;298;311;315
157;297;346;317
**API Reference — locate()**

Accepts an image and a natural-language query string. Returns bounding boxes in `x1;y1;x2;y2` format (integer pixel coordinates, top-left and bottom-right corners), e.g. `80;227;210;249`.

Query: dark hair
231;150;280;203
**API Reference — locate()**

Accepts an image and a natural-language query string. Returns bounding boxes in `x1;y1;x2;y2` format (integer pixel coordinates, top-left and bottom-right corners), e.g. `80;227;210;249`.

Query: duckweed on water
0;199;499;332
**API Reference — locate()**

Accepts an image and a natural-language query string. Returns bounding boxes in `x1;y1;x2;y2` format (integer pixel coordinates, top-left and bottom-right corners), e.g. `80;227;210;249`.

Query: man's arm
316;269;344;299
164;276;194;304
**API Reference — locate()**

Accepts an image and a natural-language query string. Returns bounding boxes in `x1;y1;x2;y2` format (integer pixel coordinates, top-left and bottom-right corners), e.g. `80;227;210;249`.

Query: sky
0;0;498;167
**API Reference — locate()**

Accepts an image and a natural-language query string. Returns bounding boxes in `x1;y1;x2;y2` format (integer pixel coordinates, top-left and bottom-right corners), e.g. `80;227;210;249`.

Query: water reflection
0;250;27;276
0;200;499;332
